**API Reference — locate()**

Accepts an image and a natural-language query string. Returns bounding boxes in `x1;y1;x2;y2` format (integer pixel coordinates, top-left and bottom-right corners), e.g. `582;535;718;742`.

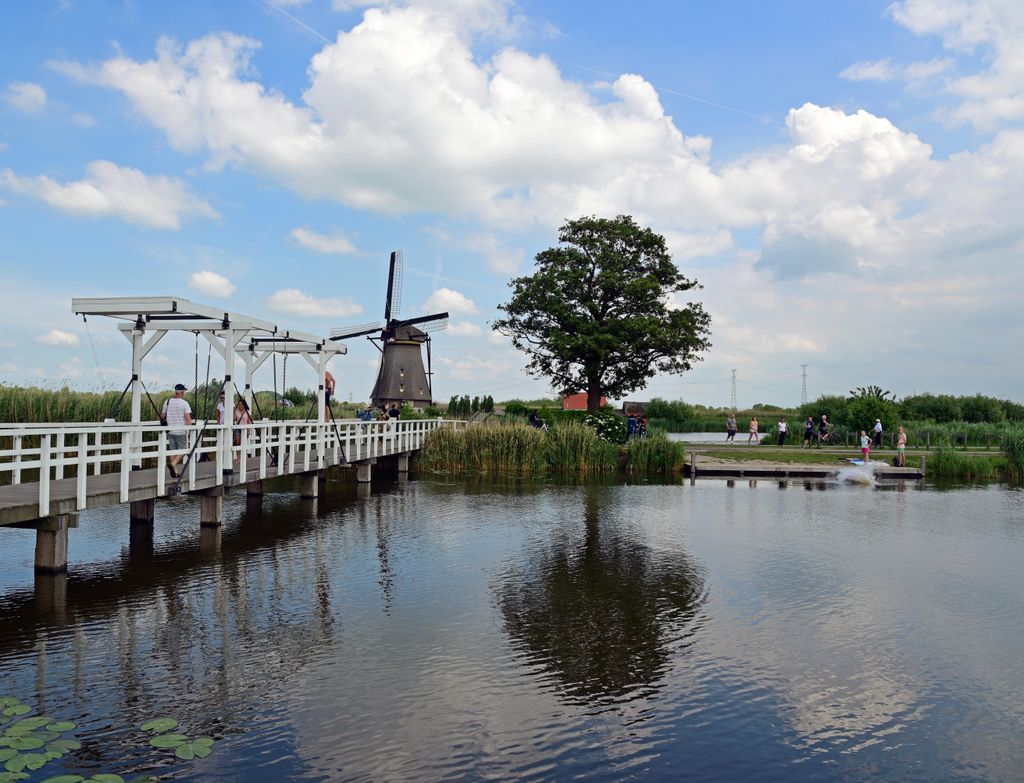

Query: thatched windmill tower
331;251;448;411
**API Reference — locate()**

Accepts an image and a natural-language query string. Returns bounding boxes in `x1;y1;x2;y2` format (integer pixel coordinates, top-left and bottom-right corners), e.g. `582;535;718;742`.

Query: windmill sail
384;251;403;322
330;321;382;341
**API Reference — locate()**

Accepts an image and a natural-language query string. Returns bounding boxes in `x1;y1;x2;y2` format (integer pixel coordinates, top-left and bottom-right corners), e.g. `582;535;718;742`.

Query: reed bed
929;445;1004;481
419;422;680;477
626;433;687;476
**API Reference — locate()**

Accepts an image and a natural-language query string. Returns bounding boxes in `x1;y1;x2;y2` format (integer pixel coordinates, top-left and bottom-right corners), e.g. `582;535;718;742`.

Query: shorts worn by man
162;383;194;475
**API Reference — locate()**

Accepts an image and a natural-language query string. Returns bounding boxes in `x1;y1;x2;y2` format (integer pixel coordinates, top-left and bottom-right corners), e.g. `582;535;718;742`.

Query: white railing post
38;433;51;517
240;426;248;477
187;432;197;491
303;424;311;471
215;427;224;486
277;425;286;475
157;430;166;495
13;434;22;485
76;432;88;510
93;430;103;475
259;424;267;480
55;430;65;480
119;431;130;503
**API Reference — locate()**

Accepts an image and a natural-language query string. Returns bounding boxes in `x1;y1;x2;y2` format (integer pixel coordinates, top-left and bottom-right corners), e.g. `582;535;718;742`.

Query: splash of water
836;461;876;485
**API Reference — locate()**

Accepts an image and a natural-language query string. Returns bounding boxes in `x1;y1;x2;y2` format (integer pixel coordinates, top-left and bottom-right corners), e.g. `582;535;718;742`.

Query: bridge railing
0;418;463;518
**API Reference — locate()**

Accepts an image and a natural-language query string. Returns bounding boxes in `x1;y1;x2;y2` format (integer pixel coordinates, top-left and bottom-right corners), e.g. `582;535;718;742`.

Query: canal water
1;476;1022;782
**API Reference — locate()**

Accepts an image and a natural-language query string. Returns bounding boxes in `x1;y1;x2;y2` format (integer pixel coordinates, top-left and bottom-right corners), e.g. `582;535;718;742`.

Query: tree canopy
492;215;712;413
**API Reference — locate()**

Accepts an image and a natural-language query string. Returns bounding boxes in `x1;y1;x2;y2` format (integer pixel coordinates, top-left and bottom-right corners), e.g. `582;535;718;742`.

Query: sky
1;0;1021;409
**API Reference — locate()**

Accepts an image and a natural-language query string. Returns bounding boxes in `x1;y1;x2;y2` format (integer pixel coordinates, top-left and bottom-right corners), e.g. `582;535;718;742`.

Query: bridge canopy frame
72;296;348;465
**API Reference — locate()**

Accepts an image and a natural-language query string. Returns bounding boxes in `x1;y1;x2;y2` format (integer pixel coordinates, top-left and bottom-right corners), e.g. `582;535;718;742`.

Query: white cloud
0;160;218;229
4;81;47;112
267;288;363;317
37;329;79;346
888;0;1024;128
424;287;479;315
447;320;482;337
290;227;356;254
839;57;952;82
188;270;236;299
70;112;96;127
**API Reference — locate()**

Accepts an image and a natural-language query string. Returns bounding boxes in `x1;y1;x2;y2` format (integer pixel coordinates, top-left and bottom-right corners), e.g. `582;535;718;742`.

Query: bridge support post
247;480;264;496
199;487;224;527
130;498;155;524
35;515;70;574
397;453;409;473
300;471;319;499
356;461;372;483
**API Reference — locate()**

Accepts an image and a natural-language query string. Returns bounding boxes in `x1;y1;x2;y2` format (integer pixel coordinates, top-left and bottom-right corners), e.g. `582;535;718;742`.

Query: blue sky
1;0;1021;408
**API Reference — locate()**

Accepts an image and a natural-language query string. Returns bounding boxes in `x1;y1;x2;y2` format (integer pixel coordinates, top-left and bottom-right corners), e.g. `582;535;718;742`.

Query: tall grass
0;383;364;424
929;445;1004;481
626;433;686;475
419;422;679;477
545;423;618;473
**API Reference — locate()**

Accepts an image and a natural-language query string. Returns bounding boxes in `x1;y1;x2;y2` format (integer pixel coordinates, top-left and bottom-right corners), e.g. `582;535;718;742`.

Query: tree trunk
586;377;603;414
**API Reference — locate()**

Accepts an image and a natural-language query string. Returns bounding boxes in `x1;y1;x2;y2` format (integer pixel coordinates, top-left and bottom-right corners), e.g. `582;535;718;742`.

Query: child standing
860;430;871;464
897;426;907;466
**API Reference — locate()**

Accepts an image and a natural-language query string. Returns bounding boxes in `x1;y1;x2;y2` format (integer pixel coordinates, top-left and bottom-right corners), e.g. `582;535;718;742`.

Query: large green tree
492;215;712;413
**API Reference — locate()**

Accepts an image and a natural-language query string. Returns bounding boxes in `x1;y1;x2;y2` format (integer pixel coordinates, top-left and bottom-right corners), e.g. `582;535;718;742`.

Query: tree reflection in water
496;486;706;705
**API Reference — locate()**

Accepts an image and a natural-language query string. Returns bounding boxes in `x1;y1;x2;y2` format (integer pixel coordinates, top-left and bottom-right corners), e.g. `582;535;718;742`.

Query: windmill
331;251;448;411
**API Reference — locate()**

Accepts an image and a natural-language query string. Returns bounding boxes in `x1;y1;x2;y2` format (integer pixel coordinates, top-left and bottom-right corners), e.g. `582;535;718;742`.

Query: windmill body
332;252;447;412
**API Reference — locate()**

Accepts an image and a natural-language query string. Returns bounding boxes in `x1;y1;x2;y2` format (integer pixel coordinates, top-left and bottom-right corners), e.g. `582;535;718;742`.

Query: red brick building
561;393;607;410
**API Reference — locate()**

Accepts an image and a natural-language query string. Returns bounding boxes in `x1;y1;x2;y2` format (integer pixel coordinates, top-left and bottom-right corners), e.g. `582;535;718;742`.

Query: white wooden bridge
0;296;458;574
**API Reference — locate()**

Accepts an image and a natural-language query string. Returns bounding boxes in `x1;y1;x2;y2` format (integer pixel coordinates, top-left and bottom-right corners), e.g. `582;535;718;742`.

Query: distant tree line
446;395;495;418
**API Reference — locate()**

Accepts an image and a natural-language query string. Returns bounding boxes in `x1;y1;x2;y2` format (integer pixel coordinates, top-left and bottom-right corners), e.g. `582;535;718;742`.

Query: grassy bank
418;423;685;477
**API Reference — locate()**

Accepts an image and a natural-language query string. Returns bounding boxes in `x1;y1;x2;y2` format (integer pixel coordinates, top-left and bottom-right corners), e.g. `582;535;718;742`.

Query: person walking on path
897;426;907;466
726;413;737;443
748;416;759;445
802;416;816;448
817;414;830;447
163;383;193;477
626;413;637;440
873;418;883;448
860;430;872;464
777;417;787;447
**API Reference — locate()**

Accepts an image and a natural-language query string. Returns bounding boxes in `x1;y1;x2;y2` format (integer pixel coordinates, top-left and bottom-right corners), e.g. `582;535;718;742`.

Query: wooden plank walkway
0;446;372;526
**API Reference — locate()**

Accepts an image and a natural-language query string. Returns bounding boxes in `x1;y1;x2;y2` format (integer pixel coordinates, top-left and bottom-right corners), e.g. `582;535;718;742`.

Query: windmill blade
393;311;448;331
330;322;382;341
384;250;404;322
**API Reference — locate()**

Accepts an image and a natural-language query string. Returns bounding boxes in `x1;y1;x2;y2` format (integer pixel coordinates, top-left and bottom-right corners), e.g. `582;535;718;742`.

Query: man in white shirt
873;418;883;448
163;383;193;477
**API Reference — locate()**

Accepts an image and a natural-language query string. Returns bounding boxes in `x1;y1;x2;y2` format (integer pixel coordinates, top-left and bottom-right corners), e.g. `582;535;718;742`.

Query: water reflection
496;487;705;705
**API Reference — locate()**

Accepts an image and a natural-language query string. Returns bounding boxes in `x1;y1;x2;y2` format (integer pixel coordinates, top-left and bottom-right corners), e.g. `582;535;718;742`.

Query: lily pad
38;776;85;783
46;739;82;755
1;706;29;719
0;751;14;763
148;733;189;749
139;718;177;734
46;722;76;733
0;771;29;782
3;756;27;774
5;738;43;752
7;718;50;735
22;753;49;771
0;699;19;709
